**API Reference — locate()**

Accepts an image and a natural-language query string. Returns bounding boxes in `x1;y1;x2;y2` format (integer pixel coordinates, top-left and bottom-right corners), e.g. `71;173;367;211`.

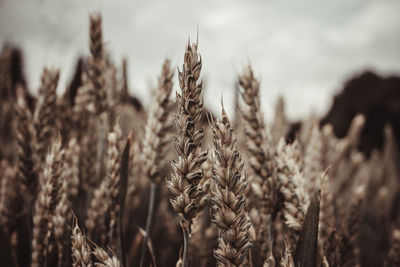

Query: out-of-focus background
1;0;399;120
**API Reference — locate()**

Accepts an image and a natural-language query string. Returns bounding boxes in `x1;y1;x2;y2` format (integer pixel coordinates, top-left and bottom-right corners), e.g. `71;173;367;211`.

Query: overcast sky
1;0;399;120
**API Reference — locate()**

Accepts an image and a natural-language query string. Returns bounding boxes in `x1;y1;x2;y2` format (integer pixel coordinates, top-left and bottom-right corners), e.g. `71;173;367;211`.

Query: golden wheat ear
139;58;174;266
167;39;207;267
33;68;60;178
86;122;122;248
15;84;36;200
71;217;92;267
238;65;276;259
210;104;252;266
276;139;310;247
31;138;64;267
93;246;121;267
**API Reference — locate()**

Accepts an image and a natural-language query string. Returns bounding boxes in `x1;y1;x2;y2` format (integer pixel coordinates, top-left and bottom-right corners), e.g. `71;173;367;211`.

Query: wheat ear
71;219;92;267
276;139;310;246
87;13;107;115
15;85;36;200
140;59;174;266
280;242;295;267
86;122;121;248
0;161;17;229
386;226;400;266
52;149;70;266
211;105;252;266
142;59;174;184
167;40;207;266
31;138;64;267
238;65;276;257
270;96;288;146
33;68;60;176
93;247;121;267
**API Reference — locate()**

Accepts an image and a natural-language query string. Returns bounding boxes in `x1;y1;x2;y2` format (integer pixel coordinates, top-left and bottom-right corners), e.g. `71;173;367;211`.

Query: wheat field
0;13;399;267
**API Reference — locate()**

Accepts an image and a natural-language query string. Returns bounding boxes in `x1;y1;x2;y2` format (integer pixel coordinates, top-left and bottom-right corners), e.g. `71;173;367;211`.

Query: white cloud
1;0;399;120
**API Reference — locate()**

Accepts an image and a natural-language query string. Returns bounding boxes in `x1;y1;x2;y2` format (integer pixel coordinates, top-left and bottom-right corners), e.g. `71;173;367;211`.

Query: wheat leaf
294;190;321;267
118;132;132;267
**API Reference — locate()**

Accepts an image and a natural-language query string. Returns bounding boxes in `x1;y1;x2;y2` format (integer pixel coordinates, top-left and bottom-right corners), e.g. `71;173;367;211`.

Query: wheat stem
182;221;190;267
139;181;156;267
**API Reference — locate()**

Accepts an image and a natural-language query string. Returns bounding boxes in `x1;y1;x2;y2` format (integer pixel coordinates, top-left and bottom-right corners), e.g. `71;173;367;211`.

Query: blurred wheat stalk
0;12;399;267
